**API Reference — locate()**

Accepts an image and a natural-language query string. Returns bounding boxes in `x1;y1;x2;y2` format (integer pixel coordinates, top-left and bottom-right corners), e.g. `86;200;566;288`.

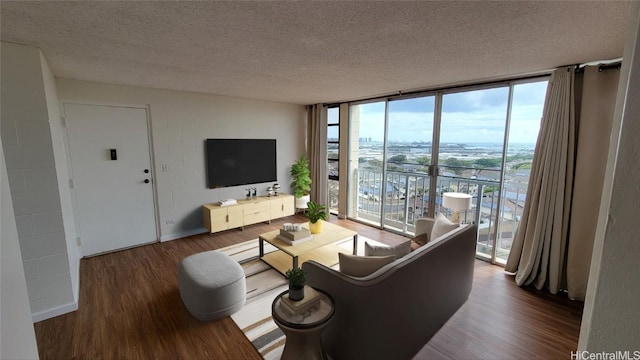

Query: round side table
271;289;334;360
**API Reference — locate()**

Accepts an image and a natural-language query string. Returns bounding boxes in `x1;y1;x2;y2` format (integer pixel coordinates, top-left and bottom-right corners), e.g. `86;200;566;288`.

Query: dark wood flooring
34;215;583;359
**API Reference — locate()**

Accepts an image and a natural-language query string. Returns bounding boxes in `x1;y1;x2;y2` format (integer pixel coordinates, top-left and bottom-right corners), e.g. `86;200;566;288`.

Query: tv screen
206;139;277;188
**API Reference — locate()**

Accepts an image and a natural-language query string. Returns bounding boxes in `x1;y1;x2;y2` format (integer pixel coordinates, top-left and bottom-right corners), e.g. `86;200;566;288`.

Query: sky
344;80;548;144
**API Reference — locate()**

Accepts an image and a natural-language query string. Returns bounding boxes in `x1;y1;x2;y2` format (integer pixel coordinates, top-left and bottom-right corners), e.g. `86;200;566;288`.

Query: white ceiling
0;1;631;105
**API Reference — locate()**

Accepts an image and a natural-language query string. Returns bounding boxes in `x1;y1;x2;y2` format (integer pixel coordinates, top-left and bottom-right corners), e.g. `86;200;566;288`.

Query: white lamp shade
442;192;472;211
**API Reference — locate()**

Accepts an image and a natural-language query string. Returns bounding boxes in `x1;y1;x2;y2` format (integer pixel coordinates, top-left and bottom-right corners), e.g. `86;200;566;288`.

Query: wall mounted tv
206;139;277;188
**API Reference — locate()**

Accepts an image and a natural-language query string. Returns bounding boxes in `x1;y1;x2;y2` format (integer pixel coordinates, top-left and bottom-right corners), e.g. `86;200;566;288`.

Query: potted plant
304;200;328;234
285;267;306;301
290;155;312;209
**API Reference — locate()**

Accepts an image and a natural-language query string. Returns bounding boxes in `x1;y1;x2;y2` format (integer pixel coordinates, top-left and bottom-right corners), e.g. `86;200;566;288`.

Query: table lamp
442;192;472;223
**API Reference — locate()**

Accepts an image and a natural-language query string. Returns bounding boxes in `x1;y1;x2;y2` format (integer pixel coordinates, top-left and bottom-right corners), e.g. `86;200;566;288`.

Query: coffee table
259;221;358;274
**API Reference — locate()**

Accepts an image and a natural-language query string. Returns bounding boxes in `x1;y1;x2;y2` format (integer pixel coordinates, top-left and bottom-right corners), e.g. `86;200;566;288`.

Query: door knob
144;169;150;173
144;179;150;184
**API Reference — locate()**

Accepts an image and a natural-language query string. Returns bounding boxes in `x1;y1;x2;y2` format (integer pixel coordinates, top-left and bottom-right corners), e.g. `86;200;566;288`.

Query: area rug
218;236;383;360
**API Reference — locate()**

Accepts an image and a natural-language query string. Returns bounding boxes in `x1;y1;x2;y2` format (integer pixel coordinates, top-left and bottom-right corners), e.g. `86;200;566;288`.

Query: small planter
295;194;310;209
309;220;323;234
304;201;328;234
285;268;306;301
289;286;305;301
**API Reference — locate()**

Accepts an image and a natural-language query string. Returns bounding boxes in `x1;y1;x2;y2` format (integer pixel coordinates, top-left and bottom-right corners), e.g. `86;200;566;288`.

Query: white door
64;104;157;256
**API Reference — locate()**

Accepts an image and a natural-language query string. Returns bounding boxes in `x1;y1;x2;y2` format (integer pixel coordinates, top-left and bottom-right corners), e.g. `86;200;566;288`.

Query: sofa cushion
364;240;411;258
339;253;396;277
430;213;459;240
410;233;430;251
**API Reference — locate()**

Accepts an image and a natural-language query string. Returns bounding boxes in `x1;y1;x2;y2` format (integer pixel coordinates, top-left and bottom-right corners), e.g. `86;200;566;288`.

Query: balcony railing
353;168;526;261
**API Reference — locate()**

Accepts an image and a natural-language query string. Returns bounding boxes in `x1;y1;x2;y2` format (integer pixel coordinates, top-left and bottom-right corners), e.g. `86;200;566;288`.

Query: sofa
302;219;477;360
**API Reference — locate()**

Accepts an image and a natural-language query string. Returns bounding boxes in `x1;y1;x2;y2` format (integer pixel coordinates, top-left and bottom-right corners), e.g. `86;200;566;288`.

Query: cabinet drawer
244;202;270;225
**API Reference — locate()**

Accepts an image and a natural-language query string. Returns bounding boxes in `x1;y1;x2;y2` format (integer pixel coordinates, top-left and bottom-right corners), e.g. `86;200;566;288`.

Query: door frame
59;100;160;256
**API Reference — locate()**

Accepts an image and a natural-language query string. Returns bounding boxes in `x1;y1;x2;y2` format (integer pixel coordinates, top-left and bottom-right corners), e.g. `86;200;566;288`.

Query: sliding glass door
384;97;435;233
439;86;509;260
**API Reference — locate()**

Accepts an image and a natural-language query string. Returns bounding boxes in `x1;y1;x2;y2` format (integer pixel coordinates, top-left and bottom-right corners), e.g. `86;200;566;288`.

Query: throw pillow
338;253;396;277
364;240;411;259
430;213;459;240
410;233;430;251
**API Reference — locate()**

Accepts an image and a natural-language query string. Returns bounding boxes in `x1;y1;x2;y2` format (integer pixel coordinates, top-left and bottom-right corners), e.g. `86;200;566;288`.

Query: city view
327;80;548;263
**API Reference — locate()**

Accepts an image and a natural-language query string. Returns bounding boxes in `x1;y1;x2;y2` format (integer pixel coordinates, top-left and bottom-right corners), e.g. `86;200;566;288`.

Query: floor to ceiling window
439;86;510;260
347;101;386;227
384;97;435;233
327;106;340;213
495;80;548;264
346;77;548;264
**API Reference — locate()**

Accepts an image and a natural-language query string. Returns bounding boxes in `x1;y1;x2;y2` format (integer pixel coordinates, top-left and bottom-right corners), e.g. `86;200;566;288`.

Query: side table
271;289;335;360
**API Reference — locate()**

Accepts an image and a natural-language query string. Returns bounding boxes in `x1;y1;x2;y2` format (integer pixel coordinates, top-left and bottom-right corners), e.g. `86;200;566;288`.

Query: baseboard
32;301;78;323
160;227;208;242
72;254;80;302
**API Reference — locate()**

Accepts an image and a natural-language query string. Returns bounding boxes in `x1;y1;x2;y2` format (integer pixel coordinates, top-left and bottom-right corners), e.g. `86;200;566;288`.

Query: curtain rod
322;72;551;107
575;61;622;74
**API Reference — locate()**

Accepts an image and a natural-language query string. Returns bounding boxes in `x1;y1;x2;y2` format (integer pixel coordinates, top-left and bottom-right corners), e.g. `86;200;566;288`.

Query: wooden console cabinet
202;194;295;234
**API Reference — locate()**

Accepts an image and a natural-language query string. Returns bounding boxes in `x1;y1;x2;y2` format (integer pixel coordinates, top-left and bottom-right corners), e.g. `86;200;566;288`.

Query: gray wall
56;79;306;241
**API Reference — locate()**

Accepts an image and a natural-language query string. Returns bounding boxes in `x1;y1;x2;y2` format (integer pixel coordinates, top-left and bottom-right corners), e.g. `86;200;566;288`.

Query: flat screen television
206;139;277;188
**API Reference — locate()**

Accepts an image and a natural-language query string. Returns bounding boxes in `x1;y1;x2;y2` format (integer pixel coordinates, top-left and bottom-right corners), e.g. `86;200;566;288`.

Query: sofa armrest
415;217;435;238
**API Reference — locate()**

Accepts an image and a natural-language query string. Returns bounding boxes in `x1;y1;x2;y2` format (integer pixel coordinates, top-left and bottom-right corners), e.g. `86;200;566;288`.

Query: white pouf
178;250;246;321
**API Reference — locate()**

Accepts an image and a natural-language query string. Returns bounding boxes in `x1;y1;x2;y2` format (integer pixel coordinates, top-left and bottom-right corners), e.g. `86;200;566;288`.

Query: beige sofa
302;219;477;360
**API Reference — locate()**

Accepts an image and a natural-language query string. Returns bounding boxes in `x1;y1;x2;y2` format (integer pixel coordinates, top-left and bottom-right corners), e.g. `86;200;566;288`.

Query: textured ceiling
0;1;631;105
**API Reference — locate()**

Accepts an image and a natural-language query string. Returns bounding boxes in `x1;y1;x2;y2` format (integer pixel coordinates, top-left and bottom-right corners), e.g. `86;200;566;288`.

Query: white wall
578;1;640;351
40;53;80;305
1;138;40;360
0;42;76;321
56;79;306;241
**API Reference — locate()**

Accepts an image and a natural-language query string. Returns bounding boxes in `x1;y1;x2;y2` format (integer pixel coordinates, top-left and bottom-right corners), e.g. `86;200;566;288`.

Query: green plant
304;201;328;224
289;155;312;198
285;268;306;289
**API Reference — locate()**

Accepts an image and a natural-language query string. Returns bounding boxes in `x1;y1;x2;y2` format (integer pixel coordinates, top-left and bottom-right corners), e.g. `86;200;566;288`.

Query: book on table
277;228;313;245
280;286;322;315
279;228;311;240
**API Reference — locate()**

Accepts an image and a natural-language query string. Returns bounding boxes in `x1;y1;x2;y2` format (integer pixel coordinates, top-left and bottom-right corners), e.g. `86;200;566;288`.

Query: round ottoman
178;250;246;321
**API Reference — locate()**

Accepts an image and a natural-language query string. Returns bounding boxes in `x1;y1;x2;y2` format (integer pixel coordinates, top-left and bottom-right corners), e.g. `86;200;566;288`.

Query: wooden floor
34;215;583;359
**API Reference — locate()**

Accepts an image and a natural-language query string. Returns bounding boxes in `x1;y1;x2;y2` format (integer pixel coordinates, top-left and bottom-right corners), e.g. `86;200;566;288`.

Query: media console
202;194;295;234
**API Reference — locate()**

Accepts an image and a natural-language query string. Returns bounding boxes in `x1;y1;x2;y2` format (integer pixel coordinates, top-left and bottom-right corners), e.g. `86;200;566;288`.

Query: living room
2;1;639;359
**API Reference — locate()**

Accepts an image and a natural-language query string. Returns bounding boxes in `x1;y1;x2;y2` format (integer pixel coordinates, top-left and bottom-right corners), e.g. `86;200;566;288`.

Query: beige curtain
506;65;619;300
505;67;577;294
566;65;620;300
307;104;328;207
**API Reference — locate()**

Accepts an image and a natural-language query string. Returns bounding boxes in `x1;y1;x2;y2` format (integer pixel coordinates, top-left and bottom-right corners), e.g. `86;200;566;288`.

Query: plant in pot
304;200;328;234
290;155;312;209
285;267;306;301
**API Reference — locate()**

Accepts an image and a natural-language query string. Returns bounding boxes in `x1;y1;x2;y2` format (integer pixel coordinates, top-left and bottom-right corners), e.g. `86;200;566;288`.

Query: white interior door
64;103;157;256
